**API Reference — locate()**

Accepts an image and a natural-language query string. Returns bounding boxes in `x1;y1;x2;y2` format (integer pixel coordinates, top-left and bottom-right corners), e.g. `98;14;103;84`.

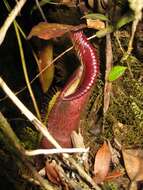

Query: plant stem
14;22;41;120
35;0;47;21
0;0;27;45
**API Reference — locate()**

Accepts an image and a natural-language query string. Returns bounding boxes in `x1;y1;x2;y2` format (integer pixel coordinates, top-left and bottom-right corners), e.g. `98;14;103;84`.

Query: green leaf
108;66;127;81
82;13;109;21
95;26;113;38
115;13;134;29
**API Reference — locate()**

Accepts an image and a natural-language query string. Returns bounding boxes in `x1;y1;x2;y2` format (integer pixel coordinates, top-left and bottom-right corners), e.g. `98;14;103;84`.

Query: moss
103;181;119;190
84;61;143;148
18;126;39;149
103;66;143;147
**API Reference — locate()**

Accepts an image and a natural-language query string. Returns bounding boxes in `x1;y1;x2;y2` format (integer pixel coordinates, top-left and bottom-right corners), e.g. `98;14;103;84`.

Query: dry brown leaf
45;160;61;185
28;22;86;40
38;44;54;93
93;141;112;184
71;131;89;172
129;181;138;190
122;149;143;181
107;140;120;166
87;19;105;30
61;0;74;5
105;170;123;181
71;131;85;148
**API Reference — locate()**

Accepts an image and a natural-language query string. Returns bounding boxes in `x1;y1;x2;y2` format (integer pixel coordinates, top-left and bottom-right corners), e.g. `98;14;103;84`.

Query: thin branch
0;0;27;45
114;31;125;54
25;148;89;156
127;19;138;55
103;26;113;115
14;22;41;120
35;0;47;21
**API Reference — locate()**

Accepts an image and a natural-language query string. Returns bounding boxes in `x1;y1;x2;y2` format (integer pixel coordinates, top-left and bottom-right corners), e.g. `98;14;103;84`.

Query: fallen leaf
129;181;138;190
71;131;85;148
45;160;61;185
45;160;71;189
38;44;54;93
105;170;123;181
82;13;109;21
71;131;89;172
61;0;74;5
93;141;112;184
122;149;143;181
28;22;86;40
87;19;105;30
107;140;120;166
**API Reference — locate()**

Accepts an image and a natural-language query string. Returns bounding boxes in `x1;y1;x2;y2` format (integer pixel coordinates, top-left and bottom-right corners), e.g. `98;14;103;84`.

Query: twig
14;22;41;120
35;0;47;21
0;77;101;190
126;0;143;57
103;27;113;115
122;0;143;60
0;112;58;190
114;31;125;54
0;0;27;45
127;19;138;55
25;148;89;156
64;157;101;190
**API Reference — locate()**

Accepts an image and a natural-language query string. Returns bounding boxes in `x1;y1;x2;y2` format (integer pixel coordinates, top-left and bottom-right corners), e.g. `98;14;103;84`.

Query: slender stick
35;0;47;21
14;22;41;120
25;148;89;156
0;0;27;45
103;23;113;115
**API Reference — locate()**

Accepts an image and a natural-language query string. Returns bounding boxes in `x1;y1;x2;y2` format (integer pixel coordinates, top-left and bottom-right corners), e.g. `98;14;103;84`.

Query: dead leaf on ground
87;19;105;30
71;131;85;148
45;160;61;185
61;0;76;7
122;149;143;182
107;140;120;166
28;22;86;40
71;131;89;172
93;141;112;184
105;170;123;181
45;160;73;190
